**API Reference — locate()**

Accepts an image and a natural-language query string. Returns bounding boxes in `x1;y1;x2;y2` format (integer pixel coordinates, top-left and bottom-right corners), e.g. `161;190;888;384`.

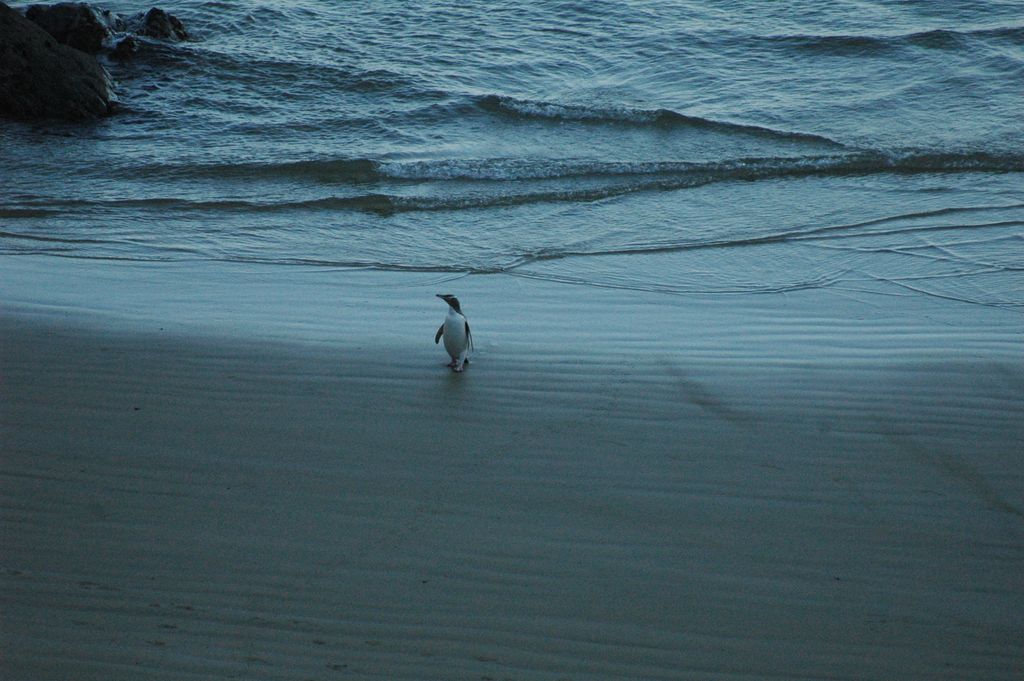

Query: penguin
435;294;472;372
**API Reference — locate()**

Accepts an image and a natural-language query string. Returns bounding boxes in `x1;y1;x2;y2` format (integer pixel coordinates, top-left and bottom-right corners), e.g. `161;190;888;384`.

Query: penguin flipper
465;320;473;350
435;324;444;344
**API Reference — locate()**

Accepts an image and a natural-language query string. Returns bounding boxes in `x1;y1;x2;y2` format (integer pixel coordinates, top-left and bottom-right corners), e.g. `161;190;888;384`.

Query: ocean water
1;0;1023;307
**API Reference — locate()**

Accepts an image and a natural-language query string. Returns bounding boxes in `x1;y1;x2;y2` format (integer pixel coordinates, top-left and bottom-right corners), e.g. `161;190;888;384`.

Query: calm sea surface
2;0;1022;307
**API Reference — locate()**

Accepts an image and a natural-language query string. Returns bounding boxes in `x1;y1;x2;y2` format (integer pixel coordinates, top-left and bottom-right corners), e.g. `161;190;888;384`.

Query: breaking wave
80;151;1024;215
111;149;1024;184
763;24;1024;55
473;94;844;146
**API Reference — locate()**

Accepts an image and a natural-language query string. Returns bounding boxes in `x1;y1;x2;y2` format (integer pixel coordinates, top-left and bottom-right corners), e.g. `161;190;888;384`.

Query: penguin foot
446;359;458;368
453;365;464;373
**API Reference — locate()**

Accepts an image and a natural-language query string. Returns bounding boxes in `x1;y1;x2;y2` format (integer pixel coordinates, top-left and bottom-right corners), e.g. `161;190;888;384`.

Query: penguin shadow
436;356;474;391
424;363;478;416
441;356;472;373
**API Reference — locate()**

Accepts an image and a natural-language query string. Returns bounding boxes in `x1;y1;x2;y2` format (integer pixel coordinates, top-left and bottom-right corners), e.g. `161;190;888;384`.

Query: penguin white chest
442;310;468;357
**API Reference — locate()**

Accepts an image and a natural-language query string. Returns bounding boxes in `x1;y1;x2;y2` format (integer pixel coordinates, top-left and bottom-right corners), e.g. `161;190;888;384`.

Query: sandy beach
1;258;1022;680
3;0;1023;676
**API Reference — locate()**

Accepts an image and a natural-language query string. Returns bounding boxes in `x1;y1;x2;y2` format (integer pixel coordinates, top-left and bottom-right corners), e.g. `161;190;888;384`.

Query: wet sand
2;259;1023;680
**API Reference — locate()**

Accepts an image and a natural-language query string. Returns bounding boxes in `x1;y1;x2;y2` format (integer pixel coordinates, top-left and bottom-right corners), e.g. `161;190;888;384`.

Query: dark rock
24;2;119;53
110;34;137;60
131;7;187;41
22;4;189;60
0;1;115;119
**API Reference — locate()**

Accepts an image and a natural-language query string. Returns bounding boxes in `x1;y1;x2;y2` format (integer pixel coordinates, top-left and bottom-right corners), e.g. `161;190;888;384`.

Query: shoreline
2;256;1023;680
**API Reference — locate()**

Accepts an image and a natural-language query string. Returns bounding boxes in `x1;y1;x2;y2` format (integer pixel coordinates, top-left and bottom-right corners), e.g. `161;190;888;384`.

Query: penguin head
436;294;462;314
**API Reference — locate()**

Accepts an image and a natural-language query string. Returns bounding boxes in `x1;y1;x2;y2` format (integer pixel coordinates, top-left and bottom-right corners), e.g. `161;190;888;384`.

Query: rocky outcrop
109;33;137;60
130;7;186;41
24;2;122;53
0;1;115;119
23;3;189;54
1;2;190;120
